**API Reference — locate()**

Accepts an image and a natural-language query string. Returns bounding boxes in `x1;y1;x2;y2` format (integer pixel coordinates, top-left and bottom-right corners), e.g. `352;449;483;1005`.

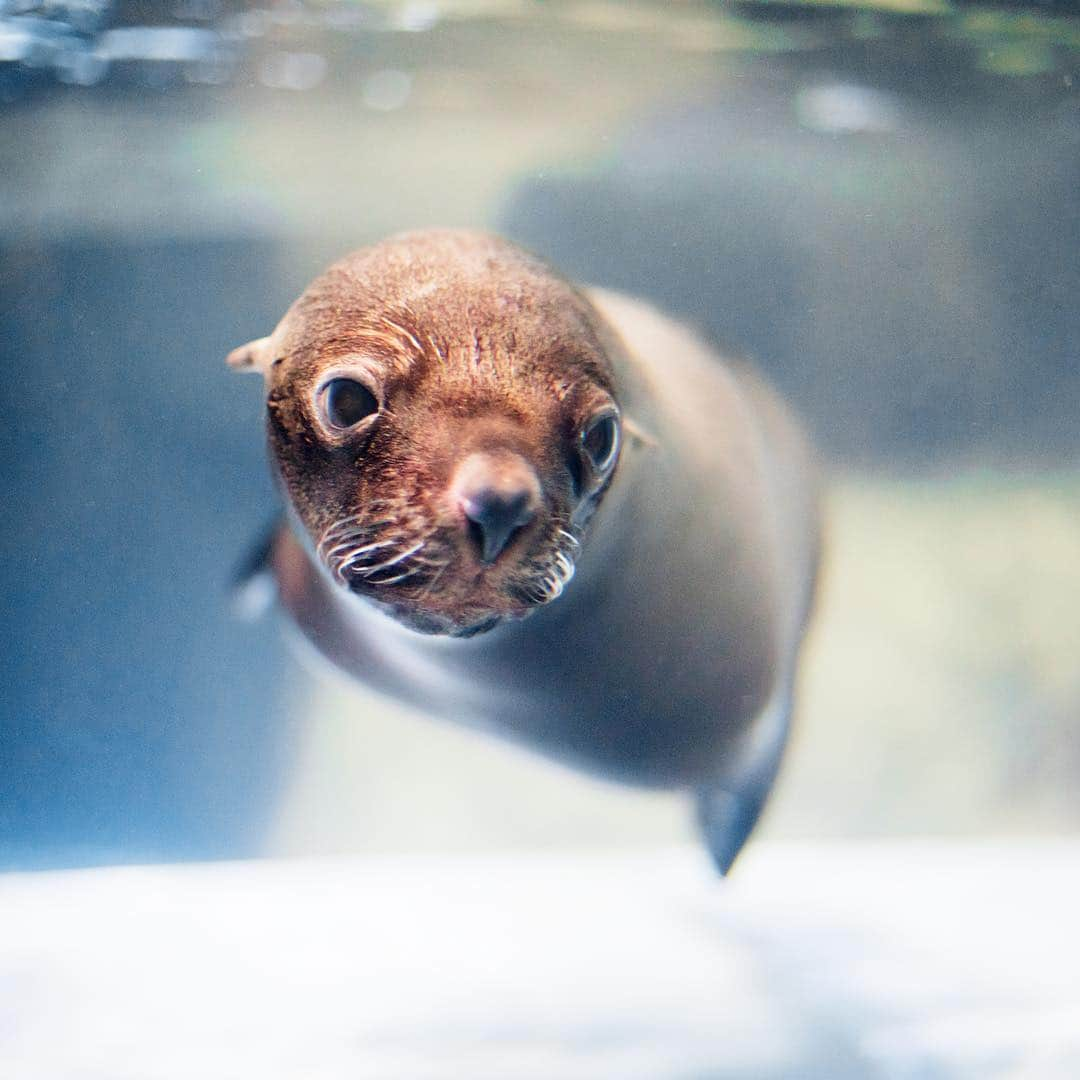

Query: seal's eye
581;412;619;474
321;378;379;429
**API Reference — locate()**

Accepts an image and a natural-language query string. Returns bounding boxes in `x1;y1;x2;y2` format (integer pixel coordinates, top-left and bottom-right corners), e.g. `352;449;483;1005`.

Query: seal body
229;230;821;872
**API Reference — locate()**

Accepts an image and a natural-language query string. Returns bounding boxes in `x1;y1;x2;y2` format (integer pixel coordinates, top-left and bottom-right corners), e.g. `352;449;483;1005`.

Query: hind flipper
695;782;774;876
695;677;795;875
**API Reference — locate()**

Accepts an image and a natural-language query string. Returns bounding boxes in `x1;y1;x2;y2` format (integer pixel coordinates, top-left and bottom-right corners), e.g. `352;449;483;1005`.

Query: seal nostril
466;516;487;557
462;489;535;564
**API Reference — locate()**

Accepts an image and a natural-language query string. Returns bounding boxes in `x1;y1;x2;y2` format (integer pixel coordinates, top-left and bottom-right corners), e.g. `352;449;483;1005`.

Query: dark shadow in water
503;37;1080;467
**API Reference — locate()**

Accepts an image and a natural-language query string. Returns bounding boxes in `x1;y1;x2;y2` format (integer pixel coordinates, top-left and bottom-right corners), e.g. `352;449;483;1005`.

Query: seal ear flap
226;336;272;375
622;415;658;451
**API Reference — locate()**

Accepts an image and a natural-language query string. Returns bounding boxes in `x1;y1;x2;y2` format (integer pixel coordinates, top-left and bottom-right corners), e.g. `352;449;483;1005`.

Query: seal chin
441;614;506;639
336;553;538;637
358;591;511;638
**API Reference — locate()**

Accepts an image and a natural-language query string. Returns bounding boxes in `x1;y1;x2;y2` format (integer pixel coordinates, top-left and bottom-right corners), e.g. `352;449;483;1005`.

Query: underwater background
1;0;1078;868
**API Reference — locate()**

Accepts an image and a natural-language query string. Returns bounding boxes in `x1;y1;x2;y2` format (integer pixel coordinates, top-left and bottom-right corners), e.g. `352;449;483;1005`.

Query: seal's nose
451;451;541;564
462;489;536;563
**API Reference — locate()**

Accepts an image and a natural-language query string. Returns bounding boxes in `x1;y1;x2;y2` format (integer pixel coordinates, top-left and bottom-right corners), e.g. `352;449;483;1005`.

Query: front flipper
230;517;283;621
695;678;795;875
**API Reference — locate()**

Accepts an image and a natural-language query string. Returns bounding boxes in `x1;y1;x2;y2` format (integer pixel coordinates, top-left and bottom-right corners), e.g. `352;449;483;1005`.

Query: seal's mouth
316;515;579;637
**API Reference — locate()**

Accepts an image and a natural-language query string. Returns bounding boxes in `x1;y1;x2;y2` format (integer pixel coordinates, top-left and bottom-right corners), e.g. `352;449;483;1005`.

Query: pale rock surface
1;842;1077;1078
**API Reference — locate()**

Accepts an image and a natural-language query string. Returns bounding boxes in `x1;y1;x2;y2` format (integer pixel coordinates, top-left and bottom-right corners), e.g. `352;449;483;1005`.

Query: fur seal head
228;230;625;637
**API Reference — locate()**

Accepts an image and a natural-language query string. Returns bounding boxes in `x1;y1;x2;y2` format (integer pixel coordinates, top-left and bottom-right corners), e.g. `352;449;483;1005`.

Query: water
1;0;1077;868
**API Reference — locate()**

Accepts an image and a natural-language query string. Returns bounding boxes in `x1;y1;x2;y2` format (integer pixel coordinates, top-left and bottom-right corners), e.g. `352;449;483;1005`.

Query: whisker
545;573;564;601
320;517;393;545
323;539;381;563
353;540;425;577
557;528;581;550
366;567;423;587
341;540;395;561
380;316;423;354
322;521;362;540
318;522;377;561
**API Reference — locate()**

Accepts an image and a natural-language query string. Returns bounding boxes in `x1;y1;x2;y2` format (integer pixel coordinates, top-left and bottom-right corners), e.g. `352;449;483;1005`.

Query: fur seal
228;229;821;873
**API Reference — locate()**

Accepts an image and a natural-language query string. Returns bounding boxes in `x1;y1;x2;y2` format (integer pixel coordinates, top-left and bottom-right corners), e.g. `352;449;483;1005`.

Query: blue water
1;0;1077;868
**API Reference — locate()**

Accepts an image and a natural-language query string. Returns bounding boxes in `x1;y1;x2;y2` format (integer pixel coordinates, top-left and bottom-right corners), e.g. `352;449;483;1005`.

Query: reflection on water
0;1;1077;869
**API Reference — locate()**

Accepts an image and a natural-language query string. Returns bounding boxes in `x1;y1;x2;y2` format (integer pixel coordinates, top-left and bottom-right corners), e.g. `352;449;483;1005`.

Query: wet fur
236;231;617;636
231;230;822;871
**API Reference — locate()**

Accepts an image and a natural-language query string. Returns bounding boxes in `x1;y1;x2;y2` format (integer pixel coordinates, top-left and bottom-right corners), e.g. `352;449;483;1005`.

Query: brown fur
236;231;623;635
229;229;822;871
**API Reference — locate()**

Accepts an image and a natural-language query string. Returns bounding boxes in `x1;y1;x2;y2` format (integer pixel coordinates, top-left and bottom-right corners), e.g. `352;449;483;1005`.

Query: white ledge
1;840;1078;1078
